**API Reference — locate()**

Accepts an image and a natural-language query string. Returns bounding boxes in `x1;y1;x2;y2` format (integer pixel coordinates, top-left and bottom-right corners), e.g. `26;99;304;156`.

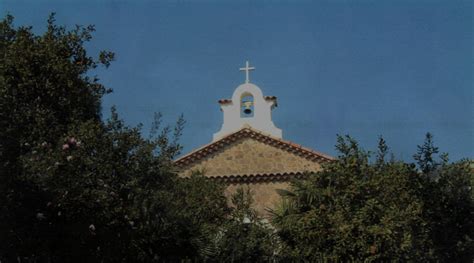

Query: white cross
239;60;255;84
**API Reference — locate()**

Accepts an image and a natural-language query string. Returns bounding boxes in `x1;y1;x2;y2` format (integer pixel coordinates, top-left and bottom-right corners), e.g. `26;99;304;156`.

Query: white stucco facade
213;82;282;141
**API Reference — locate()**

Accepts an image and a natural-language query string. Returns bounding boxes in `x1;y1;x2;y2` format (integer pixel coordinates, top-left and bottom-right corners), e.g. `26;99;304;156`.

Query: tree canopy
0;14;230;262
271;134;473;261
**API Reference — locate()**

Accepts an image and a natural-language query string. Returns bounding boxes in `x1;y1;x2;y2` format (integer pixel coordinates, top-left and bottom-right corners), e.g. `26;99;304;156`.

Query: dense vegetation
271;135;473;261
1;15;472;262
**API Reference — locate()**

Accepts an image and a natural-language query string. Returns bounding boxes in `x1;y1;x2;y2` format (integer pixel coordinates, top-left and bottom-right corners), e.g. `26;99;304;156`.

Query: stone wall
178;137;322;177
178;137;324;216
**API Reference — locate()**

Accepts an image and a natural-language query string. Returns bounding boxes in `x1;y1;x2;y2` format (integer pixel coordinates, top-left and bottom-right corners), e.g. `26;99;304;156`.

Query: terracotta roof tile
218;99;232;104
205;172;309;184
264;96;277;100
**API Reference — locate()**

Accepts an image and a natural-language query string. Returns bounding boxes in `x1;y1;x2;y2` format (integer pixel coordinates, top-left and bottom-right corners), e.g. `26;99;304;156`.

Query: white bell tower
213;61;282;142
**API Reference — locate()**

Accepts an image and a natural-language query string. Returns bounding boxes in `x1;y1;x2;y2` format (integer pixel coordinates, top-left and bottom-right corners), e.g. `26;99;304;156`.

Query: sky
2;0;473;161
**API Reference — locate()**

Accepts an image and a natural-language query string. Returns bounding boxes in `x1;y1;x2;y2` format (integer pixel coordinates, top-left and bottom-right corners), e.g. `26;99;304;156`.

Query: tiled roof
174;127;334;169
203;171;309;184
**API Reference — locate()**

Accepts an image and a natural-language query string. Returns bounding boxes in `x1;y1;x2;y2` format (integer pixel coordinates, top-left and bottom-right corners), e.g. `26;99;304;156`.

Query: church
174;61;333;215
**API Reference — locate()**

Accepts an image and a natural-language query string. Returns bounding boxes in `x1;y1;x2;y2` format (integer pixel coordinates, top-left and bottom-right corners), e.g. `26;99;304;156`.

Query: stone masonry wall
178;138;322;177
178;137;324;215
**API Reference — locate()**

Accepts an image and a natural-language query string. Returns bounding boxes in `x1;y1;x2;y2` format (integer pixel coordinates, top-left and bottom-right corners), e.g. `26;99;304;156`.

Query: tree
0;13;114;261
213;187;279;262
0;14;230;262
0;13;113;172
134;171;229;261
413;132;440;174
272;135;473;261
414;133;474;261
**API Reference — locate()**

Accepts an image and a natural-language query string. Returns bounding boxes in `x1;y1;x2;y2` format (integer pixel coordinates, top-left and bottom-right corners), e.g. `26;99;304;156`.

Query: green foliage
4;105;230;262
419;159;474;261
0;13;113;160
375;136;388;167
213;187;280;262
0;13;115;261
413;132;441;174
0;14;229;262
149;172;230;261
413;133;473;260
272;135;473;262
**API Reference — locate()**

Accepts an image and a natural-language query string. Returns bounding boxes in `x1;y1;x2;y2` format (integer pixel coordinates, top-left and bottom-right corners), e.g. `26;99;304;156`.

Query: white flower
36;212;46;220
89;224;96;232
66;156;73;161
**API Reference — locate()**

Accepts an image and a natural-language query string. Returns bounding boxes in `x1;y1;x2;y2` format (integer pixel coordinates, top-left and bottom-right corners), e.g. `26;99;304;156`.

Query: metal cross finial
239;60;255;83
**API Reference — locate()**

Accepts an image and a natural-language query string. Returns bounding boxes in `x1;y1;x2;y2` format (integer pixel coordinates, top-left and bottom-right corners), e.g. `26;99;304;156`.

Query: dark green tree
0;14;230;262
414;133;474;261
213;187;279;262
0;13;114;261
413;132;440;174
272;135;473;261
134;171;229;261
375;136;388;167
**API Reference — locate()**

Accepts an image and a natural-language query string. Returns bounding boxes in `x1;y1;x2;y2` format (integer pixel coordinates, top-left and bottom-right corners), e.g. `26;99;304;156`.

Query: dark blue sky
2;0;472;161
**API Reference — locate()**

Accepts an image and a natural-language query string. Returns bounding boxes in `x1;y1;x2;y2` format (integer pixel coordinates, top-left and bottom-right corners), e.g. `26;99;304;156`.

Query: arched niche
240;92;254;118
